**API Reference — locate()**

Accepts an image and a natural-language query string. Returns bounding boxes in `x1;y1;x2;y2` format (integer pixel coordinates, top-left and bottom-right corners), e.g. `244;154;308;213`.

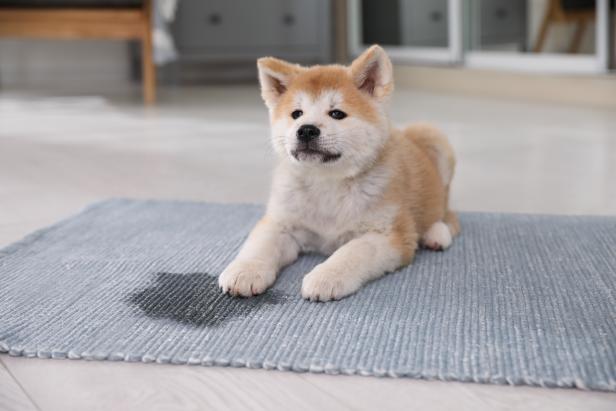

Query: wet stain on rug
128;272;287;327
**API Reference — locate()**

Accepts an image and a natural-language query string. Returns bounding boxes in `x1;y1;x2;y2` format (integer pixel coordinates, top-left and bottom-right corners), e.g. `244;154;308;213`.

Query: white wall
0;39;133;91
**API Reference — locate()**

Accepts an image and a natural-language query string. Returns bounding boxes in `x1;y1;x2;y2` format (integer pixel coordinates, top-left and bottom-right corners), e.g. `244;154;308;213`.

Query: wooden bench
0;0;156;104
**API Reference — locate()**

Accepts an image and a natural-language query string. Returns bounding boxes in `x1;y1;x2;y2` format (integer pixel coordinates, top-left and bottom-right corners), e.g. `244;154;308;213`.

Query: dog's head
257;46;393;177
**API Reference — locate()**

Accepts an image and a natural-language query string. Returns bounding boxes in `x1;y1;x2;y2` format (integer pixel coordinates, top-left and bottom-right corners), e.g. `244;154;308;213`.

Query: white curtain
152;0;179;65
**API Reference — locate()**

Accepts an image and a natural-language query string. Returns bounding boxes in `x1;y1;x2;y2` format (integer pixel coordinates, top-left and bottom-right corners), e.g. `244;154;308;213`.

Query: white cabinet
172;0;331;63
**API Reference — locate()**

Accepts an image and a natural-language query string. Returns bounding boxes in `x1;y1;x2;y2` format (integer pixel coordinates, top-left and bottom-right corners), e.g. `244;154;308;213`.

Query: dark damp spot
128;272;287;327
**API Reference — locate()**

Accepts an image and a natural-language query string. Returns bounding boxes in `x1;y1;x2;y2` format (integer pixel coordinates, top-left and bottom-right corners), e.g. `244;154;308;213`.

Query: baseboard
394;65;616;109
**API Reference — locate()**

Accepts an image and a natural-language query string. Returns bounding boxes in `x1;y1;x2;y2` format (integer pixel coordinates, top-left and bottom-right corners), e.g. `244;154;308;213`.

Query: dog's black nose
297;124;320;142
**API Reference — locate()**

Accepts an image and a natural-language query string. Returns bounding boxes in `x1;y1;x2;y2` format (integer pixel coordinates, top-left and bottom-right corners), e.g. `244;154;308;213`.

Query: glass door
464;0;610;73
348;0;610;73
348;0;463;63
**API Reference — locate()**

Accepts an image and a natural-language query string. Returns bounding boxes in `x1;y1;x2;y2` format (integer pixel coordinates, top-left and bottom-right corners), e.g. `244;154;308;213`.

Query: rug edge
0;349;614;393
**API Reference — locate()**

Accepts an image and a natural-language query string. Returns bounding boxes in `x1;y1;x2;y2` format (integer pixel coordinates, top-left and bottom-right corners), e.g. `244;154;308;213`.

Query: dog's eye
328;110;347;120
291;110;303;120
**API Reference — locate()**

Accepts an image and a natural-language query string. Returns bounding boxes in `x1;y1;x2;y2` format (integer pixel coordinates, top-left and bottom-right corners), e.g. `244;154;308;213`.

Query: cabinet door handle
495;8;508;19
282;13;295;26
430;11;443;22
208;13;222;25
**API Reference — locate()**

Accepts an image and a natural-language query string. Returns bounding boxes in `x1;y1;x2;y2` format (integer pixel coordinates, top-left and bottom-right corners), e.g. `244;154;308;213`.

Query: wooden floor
1;86;615;411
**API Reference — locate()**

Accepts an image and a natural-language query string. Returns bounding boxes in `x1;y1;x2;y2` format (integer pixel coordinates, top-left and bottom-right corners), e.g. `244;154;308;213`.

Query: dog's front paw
218;259;276;297
301;265;360;302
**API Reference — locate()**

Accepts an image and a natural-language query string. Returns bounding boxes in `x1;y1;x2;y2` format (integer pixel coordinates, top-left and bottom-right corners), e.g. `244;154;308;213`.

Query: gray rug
1;199;615;392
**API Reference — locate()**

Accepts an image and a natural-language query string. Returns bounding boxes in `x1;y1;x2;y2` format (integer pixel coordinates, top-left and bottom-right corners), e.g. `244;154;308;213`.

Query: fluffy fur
219;45;459;301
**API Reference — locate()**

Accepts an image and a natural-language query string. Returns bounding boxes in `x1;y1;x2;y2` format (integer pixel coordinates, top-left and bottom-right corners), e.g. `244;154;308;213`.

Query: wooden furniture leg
568;19;588;53
533;0;556;53
141;0;156;104
533;13;551;53
533;0;596;55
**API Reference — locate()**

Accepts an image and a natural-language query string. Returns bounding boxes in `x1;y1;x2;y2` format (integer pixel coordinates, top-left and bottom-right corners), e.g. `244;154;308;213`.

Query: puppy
219;45;459;301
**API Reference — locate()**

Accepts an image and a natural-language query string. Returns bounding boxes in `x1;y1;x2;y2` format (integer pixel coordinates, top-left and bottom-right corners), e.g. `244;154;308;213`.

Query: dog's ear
349;45;393;100
257;57;304;108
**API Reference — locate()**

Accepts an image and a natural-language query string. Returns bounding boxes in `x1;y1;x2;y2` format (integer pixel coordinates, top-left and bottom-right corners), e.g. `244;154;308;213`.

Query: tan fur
373;124;455;265
220;45;460;301
271;66;381;124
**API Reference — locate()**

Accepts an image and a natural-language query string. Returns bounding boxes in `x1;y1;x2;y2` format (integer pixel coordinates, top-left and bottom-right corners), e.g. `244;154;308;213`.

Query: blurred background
1;0;615;96
0;0;615;244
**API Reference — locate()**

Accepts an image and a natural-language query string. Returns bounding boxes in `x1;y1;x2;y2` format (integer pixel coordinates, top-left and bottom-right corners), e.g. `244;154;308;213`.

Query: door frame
347;0;463;64
347;0;610;74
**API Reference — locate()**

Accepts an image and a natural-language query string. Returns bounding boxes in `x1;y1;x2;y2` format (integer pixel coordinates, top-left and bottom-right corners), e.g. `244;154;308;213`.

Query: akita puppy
219;45;459;301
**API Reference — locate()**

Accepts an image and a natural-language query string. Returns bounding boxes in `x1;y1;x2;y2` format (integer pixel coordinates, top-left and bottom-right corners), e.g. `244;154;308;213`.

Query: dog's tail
403;123;459;236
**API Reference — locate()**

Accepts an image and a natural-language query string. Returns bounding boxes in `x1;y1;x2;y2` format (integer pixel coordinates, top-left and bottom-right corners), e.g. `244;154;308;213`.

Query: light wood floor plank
2;356;350;411
0;357;39;411
5;356;616;411
301;372;616;411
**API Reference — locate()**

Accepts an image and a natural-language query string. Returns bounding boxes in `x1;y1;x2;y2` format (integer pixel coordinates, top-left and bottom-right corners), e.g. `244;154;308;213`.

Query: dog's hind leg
403;123;455;187
444;209;460;237
406;124;460;250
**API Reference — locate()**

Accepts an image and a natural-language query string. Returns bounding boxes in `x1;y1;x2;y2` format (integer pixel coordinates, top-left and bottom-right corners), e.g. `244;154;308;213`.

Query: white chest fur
267;163;396;254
